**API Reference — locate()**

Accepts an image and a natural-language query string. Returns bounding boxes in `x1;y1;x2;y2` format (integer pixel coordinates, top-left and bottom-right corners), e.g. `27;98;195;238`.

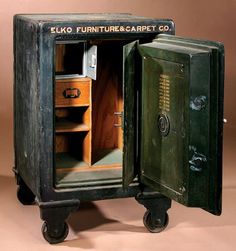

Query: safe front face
52;34;223;215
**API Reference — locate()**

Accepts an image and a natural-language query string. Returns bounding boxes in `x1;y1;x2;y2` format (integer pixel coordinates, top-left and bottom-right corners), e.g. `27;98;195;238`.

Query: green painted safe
14;13;224;243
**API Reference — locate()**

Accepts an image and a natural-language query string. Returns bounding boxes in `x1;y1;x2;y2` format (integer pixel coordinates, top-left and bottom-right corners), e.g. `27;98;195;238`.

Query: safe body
14;13;224;243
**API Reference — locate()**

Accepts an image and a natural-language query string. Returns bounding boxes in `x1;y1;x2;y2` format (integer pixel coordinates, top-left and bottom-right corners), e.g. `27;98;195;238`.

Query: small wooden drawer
55;78;91;107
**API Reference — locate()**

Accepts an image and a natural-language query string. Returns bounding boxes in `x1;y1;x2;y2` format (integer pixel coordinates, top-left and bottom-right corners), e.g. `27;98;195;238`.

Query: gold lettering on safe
159;74;170;112
49;25;159;34
49;25;170;34
76;25;157;33
50;27;73;33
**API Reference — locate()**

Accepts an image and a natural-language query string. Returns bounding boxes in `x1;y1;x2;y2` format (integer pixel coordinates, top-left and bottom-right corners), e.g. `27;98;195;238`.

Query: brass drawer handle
63;88;81;99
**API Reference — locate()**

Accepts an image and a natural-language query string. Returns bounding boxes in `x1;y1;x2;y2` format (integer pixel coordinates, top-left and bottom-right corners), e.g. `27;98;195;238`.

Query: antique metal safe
14;14;224;243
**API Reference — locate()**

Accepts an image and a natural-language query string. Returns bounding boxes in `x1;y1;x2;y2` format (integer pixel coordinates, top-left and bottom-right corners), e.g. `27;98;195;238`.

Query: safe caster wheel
17;184;35;205
42;222;69;244
143;210;169;233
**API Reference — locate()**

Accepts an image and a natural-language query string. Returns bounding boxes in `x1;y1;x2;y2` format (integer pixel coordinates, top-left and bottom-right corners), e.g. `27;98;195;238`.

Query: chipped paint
189;147;207;172
190;95;207;111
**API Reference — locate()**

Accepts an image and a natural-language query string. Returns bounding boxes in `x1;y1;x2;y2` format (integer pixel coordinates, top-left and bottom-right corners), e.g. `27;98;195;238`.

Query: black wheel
42;222;69;244
143;210;169;233
17;185;35;205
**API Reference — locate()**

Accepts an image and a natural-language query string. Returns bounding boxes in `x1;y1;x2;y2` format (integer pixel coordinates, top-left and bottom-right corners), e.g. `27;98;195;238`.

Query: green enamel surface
138;41;221;212
139;50;187;202
153;35;224;214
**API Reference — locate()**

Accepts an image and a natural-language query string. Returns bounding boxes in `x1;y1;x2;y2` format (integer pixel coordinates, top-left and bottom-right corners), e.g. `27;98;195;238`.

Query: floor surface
0;127;235;251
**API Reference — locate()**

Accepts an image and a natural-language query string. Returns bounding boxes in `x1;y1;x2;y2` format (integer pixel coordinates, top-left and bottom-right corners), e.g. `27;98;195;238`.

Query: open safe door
123;40;139;187
125;35;224;215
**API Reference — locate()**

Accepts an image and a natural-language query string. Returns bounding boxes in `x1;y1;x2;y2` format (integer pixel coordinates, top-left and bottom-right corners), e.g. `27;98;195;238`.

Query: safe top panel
14;14;175;36
15;13;172;23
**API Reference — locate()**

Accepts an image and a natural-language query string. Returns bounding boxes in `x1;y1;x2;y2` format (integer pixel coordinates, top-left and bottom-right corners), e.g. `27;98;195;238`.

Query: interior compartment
92;41;123;164
55;107;90;133
54;40;126;188
55;42;85;76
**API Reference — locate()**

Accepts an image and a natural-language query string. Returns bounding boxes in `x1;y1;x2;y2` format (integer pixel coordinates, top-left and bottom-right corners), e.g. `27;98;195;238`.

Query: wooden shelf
56;119;90;133
55;103;90;108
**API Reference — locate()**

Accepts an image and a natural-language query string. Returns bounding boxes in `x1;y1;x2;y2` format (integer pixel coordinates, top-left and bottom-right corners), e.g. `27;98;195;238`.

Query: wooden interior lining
55;43;84;75
92;42;124;158
55;134;69;153
55;44;66;72
117;86;123;149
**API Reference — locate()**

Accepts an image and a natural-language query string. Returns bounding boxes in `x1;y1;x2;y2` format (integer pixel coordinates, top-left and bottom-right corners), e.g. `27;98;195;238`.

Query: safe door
123;35;224;215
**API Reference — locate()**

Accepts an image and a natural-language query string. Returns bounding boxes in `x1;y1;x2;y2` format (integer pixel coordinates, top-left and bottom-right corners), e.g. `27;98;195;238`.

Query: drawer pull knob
63;88;81;99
